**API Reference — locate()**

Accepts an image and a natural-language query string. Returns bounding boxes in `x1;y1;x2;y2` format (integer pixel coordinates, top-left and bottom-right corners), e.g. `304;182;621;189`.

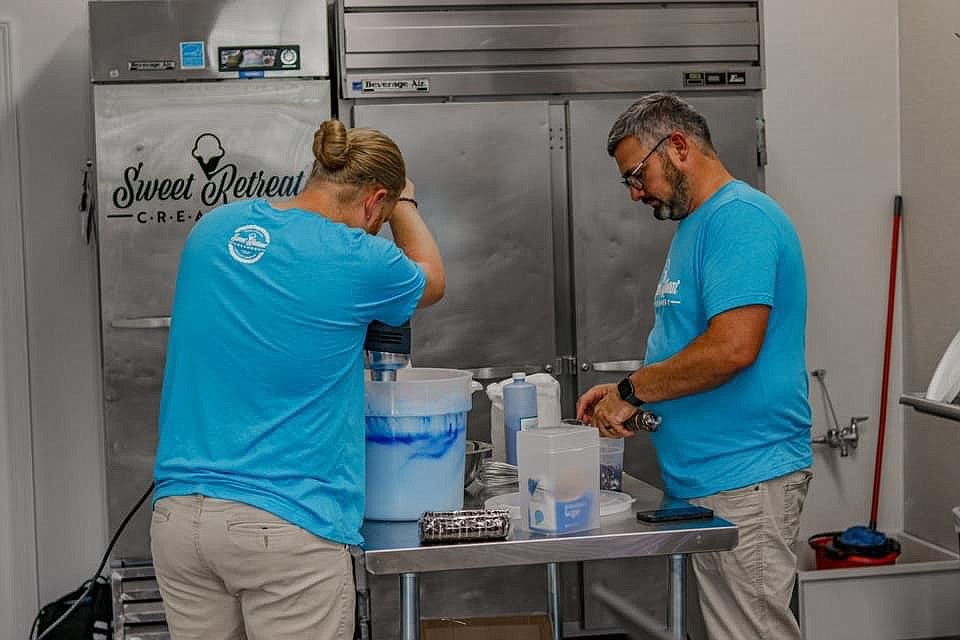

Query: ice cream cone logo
192;133;225;178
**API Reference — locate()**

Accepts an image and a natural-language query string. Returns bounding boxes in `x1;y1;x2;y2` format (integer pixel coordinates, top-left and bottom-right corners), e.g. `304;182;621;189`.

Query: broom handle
869;194;902;530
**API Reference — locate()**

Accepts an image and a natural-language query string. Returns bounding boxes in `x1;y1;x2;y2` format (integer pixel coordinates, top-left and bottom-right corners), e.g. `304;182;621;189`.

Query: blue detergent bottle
503;372;538;465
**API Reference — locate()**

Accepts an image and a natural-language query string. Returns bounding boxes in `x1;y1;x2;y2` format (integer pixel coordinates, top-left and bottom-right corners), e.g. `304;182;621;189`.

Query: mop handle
870;194;902;531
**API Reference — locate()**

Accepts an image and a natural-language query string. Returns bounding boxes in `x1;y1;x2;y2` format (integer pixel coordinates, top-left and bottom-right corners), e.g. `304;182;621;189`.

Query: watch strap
617;376;644;407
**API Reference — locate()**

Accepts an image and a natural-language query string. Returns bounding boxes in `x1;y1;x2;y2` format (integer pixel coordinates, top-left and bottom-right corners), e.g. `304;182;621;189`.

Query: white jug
485;373;562;462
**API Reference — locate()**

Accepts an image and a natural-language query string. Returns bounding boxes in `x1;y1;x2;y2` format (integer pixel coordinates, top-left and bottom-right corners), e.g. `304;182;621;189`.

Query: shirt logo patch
228;224;271;264
655;258;682;308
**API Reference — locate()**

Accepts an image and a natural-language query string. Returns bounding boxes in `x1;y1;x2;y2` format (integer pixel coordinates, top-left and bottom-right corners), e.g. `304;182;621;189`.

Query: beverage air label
353;78;430;93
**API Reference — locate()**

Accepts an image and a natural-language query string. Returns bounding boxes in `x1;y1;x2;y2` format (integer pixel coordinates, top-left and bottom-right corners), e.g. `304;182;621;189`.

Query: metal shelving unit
900;392;960;422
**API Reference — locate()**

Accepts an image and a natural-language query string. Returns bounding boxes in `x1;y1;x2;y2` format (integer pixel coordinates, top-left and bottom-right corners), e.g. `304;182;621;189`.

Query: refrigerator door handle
463;364;554;380
581;359;644;373
111;316;171;329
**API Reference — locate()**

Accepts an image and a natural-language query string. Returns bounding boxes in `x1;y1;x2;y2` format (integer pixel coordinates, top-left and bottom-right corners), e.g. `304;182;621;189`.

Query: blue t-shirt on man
153;198;426;545
645;180;812;499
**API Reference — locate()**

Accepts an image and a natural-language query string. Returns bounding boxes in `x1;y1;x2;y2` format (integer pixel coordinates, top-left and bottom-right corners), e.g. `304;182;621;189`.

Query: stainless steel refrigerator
89;0;332;565
335;0;765;635
337;0;764;479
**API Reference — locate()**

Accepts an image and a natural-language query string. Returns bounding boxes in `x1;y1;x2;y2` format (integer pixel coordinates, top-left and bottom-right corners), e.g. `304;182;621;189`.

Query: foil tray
418;508;512;544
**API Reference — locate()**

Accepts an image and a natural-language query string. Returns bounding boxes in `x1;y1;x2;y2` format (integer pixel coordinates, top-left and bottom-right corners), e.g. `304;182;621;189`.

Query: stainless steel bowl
464;440;494;487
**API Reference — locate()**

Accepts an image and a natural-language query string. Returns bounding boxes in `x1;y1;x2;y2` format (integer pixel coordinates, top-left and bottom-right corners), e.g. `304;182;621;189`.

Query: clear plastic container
486;490;634;520
600;438;625;491
365;368;474;521
365;368;473;417
517;425;599;534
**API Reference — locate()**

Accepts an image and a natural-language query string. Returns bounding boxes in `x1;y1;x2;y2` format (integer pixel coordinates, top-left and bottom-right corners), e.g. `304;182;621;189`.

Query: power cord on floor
28;481;155;640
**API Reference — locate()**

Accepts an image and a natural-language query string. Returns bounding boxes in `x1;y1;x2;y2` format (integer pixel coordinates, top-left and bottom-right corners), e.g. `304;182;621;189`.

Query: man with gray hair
577;93;813;640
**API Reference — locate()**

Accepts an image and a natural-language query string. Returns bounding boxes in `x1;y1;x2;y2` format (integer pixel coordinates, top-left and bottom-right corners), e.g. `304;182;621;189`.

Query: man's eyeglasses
620;135;671;191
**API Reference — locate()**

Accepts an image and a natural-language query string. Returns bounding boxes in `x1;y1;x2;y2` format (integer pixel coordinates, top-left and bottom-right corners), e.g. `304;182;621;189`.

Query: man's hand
576;383;615;424
590;392;640;438
576;383;634;438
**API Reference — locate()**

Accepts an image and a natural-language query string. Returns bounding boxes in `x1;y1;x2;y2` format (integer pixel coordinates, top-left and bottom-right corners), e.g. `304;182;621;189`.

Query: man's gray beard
654;158;692;221
653;203;678;221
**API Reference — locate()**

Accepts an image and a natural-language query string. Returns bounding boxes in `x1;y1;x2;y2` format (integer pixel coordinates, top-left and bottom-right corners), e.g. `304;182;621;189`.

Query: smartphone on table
636;499;713;523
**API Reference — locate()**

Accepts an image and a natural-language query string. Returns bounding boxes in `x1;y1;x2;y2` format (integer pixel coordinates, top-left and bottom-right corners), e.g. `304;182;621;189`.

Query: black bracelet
397;196;418;208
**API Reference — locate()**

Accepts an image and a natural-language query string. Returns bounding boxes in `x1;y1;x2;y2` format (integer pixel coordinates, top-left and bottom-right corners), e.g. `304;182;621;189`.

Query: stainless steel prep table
358;475;738;640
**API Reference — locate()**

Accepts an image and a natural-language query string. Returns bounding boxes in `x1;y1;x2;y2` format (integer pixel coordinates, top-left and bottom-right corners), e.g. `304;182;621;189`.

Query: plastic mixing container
517;424;599;534
364;368;474;521
599;437;625;491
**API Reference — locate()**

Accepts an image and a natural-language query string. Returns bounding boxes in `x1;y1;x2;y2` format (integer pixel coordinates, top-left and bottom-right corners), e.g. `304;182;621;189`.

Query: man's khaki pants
150;495;355;640
688;469;813;640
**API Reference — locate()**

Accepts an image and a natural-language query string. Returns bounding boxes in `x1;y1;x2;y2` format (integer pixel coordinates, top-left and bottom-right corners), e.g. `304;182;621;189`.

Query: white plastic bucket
364;368;474;521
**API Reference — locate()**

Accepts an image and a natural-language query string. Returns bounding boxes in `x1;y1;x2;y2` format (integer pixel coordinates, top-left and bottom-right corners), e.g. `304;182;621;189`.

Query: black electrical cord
29;481;155;640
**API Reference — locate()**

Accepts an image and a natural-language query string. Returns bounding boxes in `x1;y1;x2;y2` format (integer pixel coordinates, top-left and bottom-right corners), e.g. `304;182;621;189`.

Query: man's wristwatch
617;376;644;407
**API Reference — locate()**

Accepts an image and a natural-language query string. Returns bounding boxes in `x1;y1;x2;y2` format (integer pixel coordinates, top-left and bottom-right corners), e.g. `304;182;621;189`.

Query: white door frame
0;20;39;640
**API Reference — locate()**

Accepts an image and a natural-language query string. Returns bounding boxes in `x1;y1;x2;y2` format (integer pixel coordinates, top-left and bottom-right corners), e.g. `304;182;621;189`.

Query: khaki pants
689;469;813;640
150;495;355;640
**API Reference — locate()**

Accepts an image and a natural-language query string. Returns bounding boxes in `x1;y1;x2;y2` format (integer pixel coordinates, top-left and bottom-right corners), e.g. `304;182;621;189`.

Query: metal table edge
362;520;738;575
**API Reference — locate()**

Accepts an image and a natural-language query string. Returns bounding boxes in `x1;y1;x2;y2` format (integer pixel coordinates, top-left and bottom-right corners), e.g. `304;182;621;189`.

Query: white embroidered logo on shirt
228;224;271;264
655;258;682;308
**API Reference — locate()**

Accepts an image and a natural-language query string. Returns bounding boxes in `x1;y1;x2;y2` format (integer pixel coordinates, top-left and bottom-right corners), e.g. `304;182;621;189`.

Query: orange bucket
809;528;900;570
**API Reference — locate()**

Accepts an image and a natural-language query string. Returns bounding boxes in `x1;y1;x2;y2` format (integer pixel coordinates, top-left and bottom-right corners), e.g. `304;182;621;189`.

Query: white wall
899;0;960;550
0;19;39;640
763;0;904;552
0;0;905;636
0;3;107;637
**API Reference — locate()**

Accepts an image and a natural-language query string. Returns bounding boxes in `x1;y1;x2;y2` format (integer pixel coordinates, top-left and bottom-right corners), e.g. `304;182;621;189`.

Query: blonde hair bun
306;122;406;196
313;119;351;171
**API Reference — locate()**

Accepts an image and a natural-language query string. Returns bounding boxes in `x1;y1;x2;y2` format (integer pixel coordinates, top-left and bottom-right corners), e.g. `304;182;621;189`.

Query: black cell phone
636;505;714;523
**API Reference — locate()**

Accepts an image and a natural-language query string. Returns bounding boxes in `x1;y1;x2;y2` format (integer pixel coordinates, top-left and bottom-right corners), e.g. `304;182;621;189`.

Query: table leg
546;562;562;640
668;554;686;640
400;572;420;640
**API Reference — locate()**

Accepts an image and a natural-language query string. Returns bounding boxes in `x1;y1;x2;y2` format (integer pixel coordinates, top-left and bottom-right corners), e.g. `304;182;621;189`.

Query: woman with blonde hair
150;119;444;640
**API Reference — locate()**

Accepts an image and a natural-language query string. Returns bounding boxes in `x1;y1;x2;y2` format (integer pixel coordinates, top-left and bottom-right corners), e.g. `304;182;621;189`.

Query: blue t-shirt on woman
644;180;812;499
153;199;426;545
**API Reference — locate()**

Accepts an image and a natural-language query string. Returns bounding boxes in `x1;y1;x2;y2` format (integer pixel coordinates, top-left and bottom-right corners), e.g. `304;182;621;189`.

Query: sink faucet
810;369;866;457
812;415;867;456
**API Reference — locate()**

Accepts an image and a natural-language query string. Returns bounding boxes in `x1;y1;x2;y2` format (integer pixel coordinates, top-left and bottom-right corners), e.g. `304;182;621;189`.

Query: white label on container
519;417;539;431
527;476;594;533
